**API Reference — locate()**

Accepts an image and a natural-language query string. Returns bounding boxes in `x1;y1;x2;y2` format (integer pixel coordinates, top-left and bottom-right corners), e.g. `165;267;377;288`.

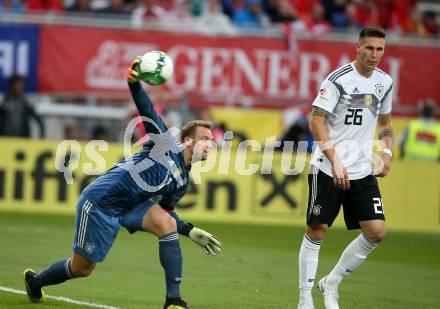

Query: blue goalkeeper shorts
72;195;157;262
119;199;156;234
72;194;121;262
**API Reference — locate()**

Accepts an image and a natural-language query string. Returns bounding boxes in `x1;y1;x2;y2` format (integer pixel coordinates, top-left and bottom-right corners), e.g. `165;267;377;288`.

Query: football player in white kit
297;27;393;309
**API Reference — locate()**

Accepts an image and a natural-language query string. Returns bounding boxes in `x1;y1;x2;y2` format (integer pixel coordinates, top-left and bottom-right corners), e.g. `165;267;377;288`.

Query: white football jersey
310;61;393;180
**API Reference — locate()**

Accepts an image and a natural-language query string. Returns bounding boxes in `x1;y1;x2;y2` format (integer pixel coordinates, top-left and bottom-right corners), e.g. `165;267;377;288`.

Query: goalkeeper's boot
318;276;339;309
297;297;315;309
163;297;189;309
22;269;46;303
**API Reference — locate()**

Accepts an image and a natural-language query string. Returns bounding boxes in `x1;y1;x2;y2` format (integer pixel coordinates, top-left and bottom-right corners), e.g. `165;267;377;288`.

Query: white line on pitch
0;286;123;309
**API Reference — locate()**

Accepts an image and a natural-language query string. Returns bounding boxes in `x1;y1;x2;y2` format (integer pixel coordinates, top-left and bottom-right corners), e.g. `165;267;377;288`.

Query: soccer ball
138;51;174;86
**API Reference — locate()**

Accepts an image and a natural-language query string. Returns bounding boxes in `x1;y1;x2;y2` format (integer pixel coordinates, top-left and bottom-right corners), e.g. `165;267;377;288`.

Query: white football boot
318;276;339;309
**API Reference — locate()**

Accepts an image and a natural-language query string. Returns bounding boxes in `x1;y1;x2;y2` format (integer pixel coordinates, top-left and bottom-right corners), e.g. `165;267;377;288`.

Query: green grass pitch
0;211;439;308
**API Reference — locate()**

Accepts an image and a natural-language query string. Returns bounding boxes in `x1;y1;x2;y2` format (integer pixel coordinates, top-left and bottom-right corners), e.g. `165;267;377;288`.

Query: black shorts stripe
328;64;351;81
309;166;318;215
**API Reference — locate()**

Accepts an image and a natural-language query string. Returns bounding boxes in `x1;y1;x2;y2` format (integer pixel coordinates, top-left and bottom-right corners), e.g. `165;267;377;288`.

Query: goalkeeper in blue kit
22;57;222;309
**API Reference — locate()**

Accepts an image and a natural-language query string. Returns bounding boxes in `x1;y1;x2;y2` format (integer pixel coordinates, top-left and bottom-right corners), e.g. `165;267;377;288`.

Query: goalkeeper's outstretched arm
127;57;167;135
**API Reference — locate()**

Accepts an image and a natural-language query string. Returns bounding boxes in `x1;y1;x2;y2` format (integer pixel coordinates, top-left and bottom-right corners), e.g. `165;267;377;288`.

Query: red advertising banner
39;25;439;110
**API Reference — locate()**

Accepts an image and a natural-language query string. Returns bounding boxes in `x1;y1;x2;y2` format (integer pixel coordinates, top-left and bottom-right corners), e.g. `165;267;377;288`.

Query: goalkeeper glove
127;56;141;83
189;227;222;256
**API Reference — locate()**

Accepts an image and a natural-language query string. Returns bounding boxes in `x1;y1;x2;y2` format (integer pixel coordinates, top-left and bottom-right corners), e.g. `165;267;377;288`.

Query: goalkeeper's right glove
127;56;141;83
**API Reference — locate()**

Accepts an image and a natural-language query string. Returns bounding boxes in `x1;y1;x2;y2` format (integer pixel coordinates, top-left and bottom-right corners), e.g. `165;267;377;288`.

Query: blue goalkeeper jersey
82;81;190;217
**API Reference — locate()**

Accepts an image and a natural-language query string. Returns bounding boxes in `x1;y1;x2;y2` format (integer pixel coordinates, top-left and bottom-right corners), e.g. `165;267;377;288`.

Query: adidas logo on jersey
352;87;360;93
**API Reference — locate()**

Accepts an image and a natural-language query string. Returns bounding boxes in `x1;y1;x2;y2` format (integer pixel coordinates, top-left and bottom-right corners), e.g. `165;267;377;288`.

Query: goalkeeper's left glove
127;56;141;83
189;227;222;256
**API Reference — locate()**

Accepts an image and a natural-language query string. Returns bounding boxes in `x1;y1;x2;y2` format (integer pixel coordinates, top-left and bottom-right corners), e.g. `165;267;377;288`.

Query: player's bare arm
311;106;331;118
376;113;393;177
310;107;350;190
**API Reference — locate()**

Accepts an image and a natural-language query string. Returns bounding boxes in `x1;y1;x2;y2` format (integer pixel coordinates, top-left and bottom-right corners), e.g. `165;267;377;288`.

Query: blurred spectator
168;0;196;22
131;0;168;26
199;0;236;35
232;0;270;28
91;125;110;140
292;2;330;36
340;2;360;30
62;117;76;140
0;0;25;12
96;0;128;15
189;0;203;16
277;106;313;152
354;0;378;27
376;0;396;31
67;0;93;12
221;0;235;19
290;0;317;20
417;10;439;38
195;107;248;147
264;0;298;23
27;0;63;12
376;0;415;32
390;0;416;33
0;75;45;138
328;0;358;30
399;99;440;162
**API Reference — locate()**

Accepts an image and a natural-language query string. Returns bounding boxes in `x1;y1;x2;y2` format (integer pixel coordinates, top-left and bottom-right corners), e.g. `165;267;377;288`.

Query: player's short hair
359;27;386;40
181;120;213;141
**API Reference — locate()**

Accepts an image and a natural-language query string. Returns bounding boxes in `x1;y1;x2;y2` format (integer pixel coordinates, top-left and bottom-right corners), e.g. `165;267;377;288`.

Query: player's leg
23;197;120;303
325;220;385;287
320;176;385;309
142;205;188;308
120;201;188;309
298;224;326;309
23;251;96;303
298;168;342;309
69;251;96;277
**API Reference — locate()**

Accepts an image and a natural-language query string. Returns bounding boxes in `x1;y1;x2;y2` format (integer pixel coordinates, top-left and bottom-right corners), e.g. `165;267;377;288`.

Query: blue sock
32;258;74;291
159;232;182;299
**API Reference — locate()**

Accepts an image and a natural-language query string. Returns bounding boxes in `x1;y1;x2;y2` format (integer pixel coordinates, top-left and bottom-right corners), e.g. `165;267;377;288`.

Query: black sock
32;258;74;291
159;232;182;299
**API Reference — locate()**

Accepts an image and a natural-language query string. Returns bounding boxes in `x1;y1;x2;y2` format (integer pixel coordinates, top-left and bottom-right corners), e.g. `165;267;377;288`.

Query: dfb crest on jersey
364;94;373;107
375;83;385;98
